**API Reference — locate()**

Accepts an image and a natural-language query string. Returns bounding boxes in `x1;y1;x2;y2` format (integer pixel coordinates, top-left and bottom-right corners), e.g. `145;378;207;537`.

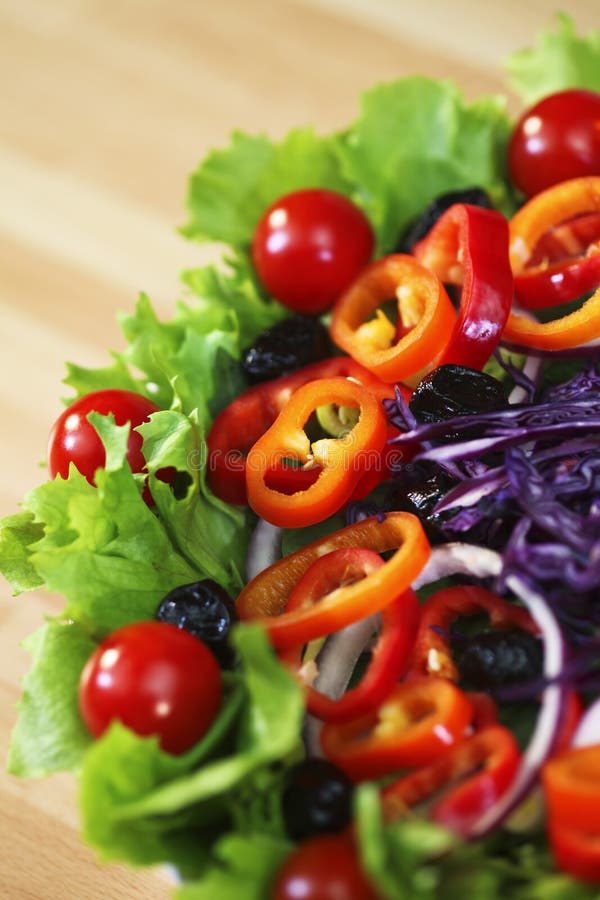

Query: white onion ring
412;543;567;839
245;518;283;582
573;697;600;748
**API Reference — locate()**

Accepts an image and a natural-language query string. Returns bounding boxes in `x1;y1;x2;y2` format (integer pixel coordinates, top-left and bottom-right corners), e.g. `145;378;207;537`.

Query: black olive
409;364;508;424
456;630;543;692
242;315;330;384
282;758;354;841
397;187;493;252
155;579;238;668
384;461;456;543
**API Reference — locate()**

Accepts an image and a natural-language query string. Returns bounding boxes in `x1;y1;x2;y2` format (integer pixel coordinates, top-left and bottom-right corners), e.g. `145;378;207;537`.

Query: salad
4;12;600;899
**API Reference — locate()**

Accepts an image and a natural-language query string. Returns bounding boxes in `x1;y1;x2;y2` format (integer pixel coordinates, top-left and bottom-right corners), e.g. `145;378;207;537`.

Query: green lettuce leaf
0;511;44;594
79;627;303;875
8;620;95;777
506;14;600;106
182;128;351;248
335;77;513;253
176;833;291;900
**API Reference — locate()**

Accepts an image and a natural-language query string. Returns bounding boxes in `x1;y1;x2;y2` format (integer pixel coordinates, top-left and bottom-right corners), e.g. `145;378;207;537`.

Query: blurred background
0;1;597;896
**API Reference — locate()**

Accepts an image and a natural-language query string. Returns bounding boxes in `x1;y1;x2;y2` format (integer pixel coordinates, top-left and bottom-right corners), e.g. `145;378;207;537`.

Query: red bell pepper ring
382;724;521;838
510;177;600;310
245;377;389;528
319;677;474;782
236;512;430;650
278;548;421;723
412;203;513;370
547;822;600;884
406;584;538;682
206;357;397;505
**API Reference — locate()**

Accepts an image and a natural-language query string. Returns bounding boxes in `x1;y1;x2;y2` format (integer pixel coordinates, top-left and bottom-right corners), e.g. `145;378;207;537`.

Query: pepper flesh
412;203;513;370
236;512;430;649
279;549;421;722
206;357;396;505
245;377;389;528
504;177;600;349
320;677;474;782
382;725;521;837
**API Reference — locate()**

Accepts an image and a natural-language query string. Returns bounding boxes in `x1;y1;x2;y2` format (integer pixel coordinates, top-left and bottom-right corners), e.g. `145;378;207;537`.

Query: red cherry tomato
271;834;379;900
79;621;222;755
251;188;374;314
47;388;161;484
508;89;600;197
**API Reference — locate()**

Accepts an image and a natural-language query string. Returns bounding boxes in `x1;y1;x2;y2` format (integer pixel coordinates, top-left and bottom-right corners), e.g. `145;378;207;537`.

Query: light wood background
1;1;597;896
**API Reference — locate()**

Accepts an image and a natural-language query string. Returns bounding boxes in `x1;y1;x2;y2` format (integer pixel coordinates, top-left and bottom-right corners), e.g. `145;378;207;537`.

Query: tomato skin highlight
271;834;379;900
47;388;161;484
78;621;222;755
252;188;374;314
508;89;600;197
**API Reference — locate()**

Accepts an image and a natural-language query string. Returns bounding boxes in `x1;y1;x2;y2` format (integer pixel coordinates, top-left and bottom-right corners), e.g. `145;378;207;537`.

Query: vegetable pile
4;13;600;900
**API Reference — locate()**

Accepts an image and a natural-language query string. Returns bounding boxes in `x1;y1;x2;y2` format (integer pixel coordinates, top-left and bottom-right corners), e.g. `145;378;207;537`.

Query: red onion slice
412;543;567;839
245;518;283;582
508;353;543;405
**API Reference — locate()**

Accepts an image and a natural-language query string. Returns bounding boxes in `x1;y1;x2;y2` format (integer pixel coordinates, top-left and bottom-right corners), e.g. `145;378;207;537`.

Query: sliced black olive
456;629;543;692
155;579;238;668
409;364;508;424
397;187;493;252
242;315;330;384
282;758;354;840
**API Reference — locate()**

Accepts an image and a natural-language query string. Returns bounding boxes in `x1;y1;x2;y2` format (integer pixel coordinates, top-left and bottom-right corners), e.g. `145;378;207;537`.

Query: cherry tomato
508;89;600;197
252;188;374;314
271;834;379;900
47;388;160;484
79;621;222;755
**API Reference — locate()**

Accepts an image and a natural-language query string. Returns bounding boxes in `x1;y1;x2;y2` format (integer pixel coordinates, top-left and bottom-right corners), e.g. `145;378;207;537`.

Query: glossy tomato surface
79;621;222;755
47;388;160;483
271;834;379;900
252;188;374;314
508;89;600;197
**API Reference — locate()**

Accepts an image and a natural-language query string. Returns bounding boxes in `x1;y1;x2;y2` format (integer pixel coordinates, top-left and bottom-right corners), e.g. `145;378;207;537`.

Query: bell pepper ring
319;677;474;782
411;203;514;370
382;724;521;838
278;548;421;723
206;357;397;505
245;377;388;528
547;821;600;884
406;584;538;682
329;253;457;385
504;177;600;349
236;511;430;649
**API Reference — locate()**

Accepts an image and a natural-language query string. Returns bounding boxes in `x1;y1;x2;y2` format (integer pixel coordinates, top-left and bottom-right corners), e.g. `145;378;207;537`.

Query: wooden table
1;1;597;896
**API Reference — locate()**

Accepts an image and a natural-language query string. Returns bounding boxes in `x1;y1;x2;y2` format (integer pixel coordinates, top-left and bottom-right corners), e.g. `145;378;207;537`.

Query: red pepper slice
547;822;600;884
279;548;421;723
330;254;456;384
543;744;600;835
245;377;388;528
382;725;521;837
236;512;430;650
411;203;513;370
320;677;474;782
504;177;600;350
206;357;397;506
406;584;538;682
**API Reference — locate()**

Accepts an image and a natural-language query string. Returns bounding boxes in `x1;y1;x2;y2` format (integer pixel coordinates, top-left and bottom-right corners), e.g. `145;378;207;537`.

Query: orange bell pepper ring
329;254;456;384
319;677;474;782
504;177;600;350
236;511;430;649
245;377;388;528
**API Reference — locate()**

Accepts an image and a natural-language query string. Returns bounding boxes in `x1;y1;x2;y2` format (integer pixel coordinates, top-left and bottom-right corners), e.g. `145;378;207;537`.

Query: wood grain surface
1;1;597;897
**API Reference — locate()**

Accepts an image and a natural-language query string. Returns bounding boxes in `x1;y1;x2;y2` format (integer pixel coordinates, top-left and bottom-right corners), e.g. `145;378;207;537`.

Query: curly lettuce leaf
0;511;44;595
79;627;303;875
8;620;95;777
335;77;513;253
506;14;600;106
176;833;291;900
182;128;351;248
